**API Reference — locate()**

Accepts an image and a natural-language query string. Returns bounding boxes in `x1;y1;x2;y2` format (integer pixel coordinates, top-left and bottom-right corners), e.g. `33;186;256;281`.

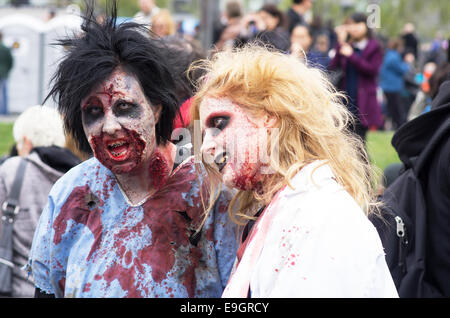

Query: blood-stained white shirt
222;161;399;298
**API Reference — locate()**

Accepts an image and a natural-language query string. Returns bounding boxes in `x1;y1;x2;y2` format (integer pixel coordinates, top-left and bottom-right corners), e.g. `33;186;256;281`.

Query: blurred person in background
290;24;330;70
163;35;206;132
0;105;80;297
407;61;437;121
133;0;160;28
151;9;176;38
256;4;290;52
329;12;384;143
309;15;328;49
324;19;338;53
401;23;419;60
286;0;312;34
214;0;243;51
315;33;330;55
429;62;450;101
0;32;13;115
427;31;448;66
236;4;290;53
163;35;207;155
379;38;414;130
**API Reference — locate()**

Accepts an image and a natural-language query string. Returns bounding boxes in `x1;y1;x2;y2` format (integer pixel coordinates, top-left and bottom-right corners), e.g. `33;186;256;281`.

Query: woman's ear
17;136;33;157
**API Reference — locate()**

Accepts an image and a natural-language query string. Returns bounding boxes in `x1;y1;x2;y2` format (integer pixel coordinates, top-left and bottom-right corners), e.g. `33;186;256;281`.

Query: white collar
353;39;369;50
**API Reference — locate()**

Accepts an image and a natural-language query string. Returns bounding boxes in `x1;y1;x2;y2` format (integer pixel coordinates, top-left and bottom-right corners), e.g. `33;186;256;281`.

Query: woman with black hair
329;12;384;143
236;4;290;53
26;1;237;298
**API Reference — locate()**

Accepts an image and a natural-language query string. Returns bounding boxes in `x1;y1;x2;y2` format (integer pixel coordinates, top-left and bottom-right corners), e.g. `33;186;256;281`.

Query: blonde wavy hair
190;44;381;225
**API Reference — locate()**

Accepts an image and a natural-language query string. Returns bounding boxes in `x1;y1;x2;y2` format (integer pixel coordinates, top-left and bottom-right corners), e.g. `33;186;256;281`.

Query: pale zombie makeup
199;97;271;191
81;68;161;175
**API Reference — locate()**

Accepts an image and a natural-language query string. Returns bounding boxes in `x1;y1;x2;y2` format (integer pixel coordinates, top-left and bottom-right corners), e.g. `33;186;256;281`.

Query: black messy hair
45;0;179;154
163;35;207;103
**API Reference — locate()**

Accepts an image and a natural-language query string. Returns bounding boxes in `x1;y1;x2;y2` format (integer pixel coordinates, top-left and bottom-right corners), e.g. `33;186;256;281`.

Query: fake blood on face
91;129;146;175
82;68;159;176
199;97;270;192
101;83;117;105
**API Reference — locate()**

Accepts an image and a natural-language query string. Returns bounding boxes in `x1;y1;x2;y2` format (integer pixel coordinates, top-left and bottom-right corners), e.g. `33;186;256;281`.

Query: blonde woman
191;45;398;297
151;9;175;38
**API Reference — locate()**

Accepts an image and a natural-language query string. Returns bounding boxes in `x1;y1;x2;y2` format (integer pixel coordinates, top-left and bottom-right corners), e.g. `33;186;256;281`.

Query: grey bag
0;159;27;296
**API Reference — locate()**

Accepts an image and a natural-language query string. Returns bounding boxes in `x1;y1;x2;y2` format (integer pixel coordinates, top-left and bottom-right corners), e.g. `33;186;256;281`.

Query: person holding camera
329;13;384;143
234;4;290;53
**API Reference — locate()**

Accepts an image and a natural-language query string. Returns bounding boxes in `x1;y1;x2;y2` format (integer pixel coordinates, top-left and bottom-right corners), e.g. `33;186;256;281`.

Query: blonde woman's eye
211;116;230;130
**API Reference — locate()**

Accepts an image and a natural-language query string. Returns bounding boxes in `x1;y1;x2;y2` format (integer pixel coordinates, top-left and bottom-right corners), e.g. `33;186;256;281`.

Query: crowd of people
0;0;448;299
126;0;450;146
210;1;449;142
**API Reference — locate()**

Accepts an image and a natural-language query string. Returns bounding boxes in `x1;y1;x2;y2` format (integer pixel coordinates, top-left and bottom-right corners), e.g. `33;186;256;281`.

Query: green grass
0;122;14;157
366;130;401;172
0;122;401;172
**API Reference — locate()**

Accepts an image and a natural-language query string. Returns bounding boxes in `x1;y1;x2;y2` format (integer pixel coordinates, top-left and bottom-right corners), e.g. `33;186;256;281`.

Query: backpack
370;104;450;298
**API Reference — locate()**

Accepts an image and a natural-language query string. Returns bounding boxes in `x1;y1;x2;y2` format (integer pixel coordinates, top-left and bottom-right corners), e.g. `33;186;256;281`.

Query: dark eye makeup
82;97;142;127
85;106;103;116
113;100;140;118
82;97;104;125
208;116;230;131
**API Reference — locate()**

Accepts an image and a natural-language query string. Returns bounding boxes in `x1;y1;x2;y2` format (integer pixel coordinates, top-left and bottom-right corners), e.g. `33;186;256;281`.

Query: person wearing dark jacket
329;13;384;143
421;78;450;297
257;4;290;53
380;77;450;297
286;0;312;34
401;23;419;59
0;105;80;297
290;24;330;70
398;77;450;297
236;4;290;53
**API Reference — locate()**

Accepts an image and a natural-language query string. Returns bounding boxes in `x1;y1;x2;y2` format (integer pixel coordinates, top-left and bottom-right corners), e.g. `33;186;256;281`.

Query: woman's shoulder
0;155;22;172
49;157;107;201
366;38;383;53
276;161;383;251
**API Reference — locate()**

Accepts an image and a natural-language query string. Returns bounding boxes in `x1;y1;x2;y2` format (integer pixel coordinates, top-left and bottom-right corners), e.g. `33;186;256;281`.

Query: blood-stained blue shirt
26;156;237;297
